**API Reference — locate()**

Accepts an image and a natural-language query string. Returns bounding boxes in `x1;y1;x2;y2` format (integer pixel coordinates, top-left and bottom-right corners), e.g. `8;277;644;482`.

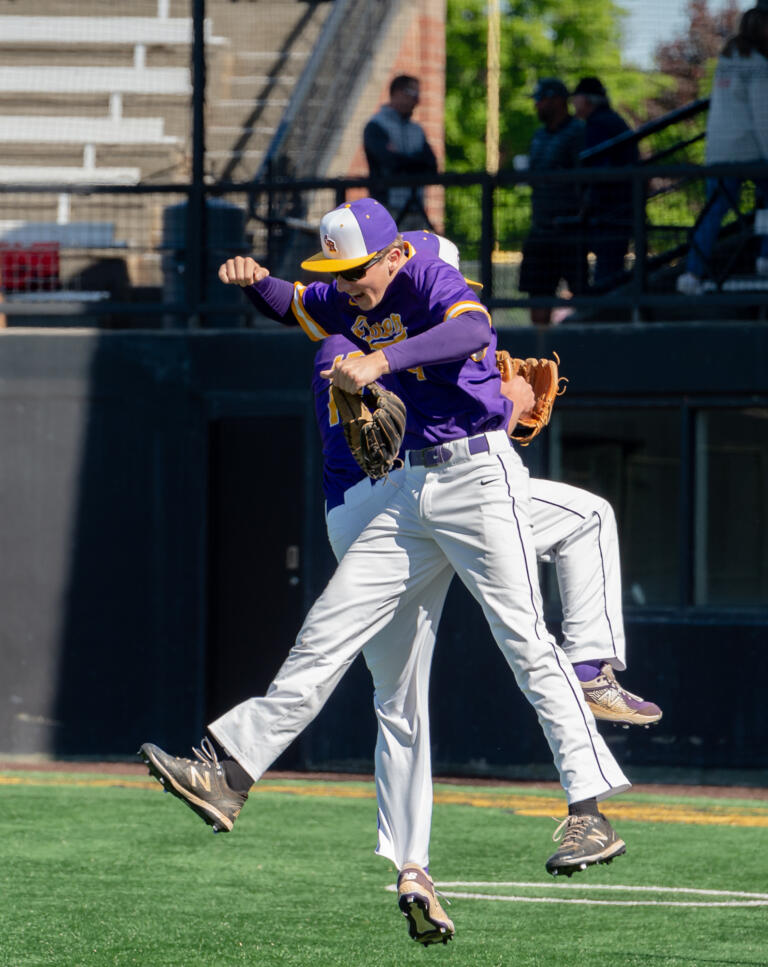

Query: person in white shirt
677;2;768;294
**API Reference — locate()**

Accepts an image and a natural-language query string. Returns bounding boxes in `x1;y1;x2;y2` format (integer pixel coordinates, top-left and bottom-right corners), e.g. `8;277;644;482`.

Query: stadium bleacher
0;0;335;307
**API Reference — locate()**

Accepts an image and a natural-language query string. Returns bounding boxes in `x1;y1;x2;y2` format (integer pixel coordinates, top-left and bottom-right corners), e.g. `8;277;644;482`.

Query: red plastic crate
0;242;60;293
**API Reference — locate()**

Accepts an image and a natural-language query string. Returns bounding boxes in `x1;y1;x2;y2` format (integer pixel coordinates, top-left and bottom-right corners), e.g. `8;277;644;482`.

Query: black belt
408;434;492;468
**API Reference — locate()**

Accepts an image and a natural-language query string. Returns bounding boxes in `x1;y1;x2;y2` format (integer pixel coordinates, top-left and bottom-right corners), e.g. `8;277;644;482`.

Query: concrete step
0;43;201;70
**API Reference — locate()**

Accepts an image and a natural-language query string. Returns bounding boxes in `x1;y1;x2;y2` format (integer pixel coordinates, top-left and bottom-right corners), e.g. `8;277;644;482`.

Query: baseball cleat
139;737;247;833
545;813;626;877
397;863;455;946
580;663;662;726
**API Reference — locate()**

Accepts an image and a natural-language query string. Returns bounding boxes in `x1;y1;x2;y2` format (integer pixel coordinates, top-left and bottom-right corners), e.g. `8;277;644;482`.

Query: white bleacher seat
0;16;225;47
0;222;118;248
0;166;140;186
0;116;178;145
0;66;190;96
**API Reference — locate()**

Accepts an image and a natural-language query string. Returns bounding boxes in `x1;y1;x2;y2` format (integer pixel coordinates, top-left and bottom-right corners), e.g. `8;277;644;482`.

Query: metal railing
2;158;768;328
256;0;397;184
1;0;766;329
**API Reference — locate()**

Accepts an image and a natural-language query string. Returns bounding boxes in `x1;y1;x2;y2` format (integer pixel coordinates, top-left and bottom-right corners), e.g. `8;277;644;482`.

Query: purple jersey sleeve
242;275;296;322
381;308;490;372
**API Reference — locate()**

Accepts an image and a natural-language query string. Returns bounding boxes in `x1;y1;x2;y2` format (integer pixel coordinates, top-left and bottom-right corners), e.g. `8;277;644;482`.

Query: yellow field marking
254;783;768;828
0;774;156;790
2;773;767;827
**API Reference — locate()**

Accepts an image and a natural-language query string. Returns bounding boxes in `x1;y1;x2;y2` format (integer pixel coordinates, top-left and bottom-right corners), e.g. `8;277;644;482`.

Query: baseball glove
331;381;407;479
496;350;567;445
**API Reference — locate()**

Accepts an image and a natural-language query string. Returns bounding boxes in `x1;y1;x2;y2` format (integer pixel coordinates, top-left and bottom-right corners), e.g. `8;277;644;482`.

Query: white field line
385;882;768;907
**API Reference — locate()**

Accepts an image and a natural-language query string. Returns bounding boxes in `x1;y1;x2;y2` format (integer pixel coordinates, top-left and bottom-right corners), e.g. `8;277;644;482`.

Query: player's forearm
243;276;296;324
381;311;491;372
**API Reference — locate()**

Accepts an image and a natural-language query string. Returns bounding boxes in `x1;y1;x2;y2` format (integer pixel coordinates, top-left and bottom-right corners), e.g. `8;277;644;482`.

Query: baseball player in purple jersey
140;199;631;943
310;231;659;944
403;231;661;724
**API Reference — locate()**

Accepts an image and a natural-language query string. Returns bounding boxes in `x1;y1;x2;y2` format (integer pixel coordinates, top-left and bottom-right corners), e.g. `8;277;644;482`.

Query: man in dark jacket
518;77;587;326
363;75;438;229
572;77;639;290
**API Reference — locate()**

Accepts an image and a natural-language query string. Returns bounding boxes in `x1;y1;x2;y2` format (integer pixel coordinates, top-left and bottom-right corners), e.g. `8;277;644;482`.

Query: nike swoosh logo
480;479;495;485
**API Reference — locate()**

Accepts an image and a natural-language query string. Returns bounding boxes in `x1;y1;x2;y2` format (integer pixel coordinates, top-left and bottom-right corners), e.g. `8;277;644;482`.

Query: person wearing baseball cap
570;76;638;291
140;194;631;923
300;203;484;291
530;77;570;102
300;196;399;275
518;77;587;325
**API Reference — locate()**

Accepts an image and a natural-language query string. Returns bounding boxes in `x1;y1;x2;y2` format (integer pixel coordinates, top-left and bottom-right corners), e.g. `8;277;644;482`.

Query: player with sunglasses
335;251;386;282
141;199;630;907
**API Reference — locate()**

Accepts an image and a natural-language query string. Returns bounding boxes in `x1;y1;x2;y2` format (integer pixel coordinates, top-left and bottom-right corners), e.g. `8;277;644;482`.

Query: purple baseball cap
301;198;398;272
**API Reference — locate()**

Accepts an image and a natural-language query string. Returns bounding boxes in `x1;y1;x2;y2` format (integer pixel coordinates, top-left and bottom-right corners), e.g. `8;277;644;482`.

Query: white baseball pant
209;431;630;867
322;474;628;869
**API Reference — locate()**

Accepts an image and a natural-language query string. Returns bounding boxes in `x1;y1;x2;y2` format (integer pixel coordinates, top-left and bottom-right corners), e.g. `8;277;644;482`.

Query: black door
206;416;305;768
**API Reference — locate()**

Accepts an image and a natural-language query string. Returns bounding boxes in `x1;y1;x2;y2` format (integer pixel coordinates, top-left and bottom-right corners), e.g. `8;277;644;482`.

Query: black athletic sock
222;758;254;795
204;736;254;794
568;797;600;818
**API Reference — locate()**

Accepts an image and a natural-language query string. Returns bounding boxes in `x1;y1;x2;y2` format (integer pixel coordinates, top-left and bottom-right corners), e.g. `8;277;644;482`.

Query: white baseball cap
301;198;398;273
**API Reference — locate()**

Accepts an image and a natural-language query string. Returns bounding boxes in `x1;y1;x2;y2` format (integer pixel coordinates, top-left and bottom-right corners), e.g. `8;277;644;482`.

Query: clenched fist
320;350;390;393
218;256;270;287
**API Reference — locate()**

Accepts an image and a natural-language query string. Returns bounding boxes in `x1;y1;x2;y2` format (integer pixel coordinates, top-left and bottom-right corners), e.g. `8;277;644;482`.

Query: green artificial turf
2;772;767;966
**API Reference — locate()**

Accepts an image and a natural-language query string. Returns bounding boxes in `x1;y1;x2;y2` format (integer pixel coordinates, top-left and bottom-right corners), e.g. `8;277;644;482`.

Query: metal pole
485;0;500;177
482;1;500;300
186;0;207;328
481;175;494;299
630;172;647;323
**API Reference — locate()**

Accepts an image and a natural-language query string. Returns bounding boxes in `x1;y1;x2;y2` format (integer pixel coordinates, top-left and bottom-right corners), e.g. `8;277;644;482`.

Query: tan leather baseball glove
331;381;407;479
496;350;567;444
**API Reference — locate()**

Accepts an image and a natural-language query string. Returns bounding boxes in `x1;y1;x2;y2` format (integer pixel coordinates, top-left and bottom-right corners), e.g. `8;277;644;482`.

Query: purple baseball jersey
294;243;511;449
312;334;371;510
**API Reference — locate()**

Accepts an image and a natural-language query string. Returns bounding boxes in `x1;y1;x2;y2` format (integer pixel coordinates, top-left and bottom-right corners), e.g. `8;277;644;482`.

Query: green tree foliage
444;0;667;254
652;0;742;110
446;0;634;171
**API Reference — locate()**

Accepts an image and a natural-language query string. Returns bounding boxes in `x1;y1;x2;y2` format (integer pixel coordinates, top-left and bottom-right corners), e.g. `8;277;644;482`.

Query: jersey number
327;351;364;426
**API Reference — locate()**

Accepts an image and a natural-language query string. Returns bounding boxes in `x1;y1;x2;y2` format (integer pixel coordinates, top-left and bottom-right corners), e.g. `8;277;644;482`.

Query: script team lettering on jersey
351;313;407;349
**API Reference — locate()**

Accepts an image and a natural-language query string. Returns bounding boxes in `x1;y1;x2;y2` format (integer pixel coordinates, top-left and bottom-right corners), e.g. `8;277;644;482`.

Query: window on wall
549;408;681;608
695;407;768;607
545;404;768;613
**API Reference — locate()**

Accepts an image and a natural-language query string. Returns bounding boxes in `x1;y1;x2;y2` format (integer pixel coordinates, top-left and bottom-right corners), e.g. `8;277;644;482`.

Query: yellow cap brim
300;249;381;273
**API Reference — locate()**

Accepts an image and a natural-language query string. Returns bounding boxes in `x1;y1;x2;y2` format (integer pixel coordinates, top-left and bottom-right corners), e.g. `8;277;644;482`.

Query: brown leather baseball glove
496;350;567;444
331;381;407;479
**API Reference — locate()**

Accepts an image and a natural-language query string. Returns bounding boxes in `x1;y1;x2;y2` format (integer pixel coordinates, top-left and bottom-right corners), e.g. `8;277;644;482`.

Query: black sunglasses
335;252;385;283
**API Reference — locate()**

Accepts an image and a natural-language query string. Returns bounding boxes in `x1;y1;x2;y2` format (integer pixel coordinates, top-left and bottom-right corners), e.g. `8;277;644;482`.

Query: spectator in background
571;76;639;290
517;78;586;326
677;2;768;295
363;75;438;230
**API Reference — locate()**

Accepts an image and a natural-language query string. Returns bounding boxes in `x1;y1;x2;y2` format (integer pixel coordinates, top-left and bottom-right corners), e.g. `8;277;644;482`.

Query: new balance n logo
188;766;212;793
